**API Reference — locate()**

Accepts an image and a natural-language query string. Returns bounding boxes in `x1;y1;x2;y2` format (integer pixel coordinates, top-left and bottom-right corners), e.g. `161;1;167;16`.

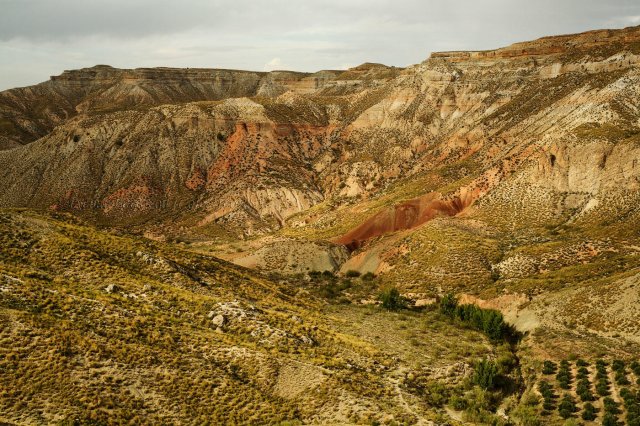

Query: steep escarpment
0;98;331;235
0;66;315;149
1;26;640;246
0;63;403;150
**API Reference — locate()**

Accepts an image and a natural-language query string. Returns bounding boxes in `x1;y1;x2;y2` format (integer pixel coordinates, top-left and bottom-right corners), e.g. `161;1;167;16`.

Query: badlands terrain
1;25;640;425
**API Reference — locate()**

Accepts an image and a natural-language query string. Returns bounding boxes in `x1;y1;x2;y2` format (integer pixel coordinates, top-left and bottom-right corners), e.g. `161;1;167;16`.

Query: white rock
211;314;225;327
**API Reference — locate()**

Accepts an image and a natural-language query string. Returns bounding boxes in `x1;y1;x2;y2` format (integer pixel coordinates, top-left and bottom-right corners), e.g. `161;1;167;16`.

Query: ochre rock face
335;194;471;250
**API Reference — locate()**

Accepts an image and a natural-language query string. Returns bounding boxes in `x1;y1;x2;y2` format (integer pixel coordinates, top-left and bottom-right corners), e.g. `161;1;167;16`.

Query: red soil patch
334;193;471;250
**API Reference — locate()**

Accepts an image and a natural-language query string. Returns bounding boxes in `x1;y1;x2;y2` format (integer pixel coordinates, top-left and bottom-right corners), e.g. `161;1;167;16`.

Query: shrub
576;359;589;367
439;293;458;316
558;394;576;419
438;295;520;342
615;370;630;385
612;359;625;372
361;272;375;281
449;394;468;410
424;381;449;407
473;359;498;390
538;380;554;399
581;402;597;421
602;412;619;426
577;387;594;402
576;366;589;379
542;360;557;375
345;270;361;278
377;287;407;311
596;378;611;396
556;362;572;389
604;397;621;415
512;404;541;426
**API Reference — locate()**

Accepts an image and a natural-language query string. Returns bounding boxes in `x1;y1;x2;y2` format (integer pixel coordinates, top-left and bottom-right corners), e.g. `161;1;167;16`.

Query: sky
1;0;640;90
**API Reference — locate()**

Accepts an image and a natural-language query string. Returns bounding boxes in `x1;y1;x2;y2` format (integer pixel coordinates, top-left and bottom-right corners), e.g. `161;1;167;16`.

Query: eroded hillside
0;209;511;425
1;24;640;425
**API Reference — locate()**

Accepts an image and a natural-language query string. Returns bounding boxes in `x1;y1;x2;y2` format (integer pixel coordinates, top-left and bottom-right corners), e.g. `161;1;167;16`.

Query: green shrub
576;359;589;367
424;381;449;407
581;402;597;421
361;272;376;281
596;359;608;368
612;359;625;372
449;394;468;411
439;293;458;316
596;379;611;397
602;412;619;426
576;366;589;378
604;397;621;415
473;359;498;390
558;394;576;419
615;371;630;385
345;270;361;278
577;378;594;402
542;360;557;375
377;287;407;311
512;404;541;426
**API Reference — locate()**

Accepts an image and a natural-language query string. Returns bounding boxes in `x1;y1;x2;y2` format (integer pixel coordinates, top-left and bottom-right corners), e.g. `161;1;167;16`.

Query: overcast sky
1;0;639;90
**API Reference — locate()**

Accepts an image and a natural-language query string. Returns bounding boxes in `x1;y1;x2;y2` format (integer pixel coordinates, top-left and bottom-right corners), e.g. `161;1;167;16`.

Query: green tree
378;287;407;311
582;402;597;421
558;394;576;419
602;412;619;426
439;293;458;316
542;360;557;375
473;358;498;390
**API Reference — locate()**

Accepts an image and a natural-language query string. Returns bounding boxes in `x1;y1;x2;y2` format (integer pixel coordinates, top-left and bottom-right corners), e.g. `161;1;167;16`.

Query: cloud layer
1;0;639;90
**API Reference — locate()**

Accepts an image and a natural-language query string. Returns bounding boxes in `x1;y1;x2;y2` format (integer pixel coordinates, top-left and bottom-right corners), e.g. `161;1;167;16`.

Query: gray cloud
1;0;639;90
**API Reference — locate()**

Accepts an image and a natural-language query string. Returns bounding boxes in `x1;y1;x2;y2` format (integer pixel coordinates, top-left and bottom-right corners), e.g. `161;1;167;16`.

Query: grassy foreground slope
0;209;512;425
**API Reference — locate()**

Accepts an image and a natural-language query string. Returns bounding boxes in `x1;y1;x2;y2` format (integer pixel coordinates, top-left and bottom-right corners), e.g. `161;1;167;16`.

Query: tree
542;360;557;375
602;412;619;426
558;394;576;419
596;379;611;397
582;402;597;421
604;397;621;415
473;358;498;390
439;293;458;316
361;272;376;281
378;287;407;311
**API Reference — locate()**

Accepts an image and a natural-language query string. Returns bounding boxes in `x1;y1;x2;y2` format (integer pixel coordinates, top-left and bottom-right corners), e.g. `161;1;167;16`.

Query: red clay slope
334;193;471;250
